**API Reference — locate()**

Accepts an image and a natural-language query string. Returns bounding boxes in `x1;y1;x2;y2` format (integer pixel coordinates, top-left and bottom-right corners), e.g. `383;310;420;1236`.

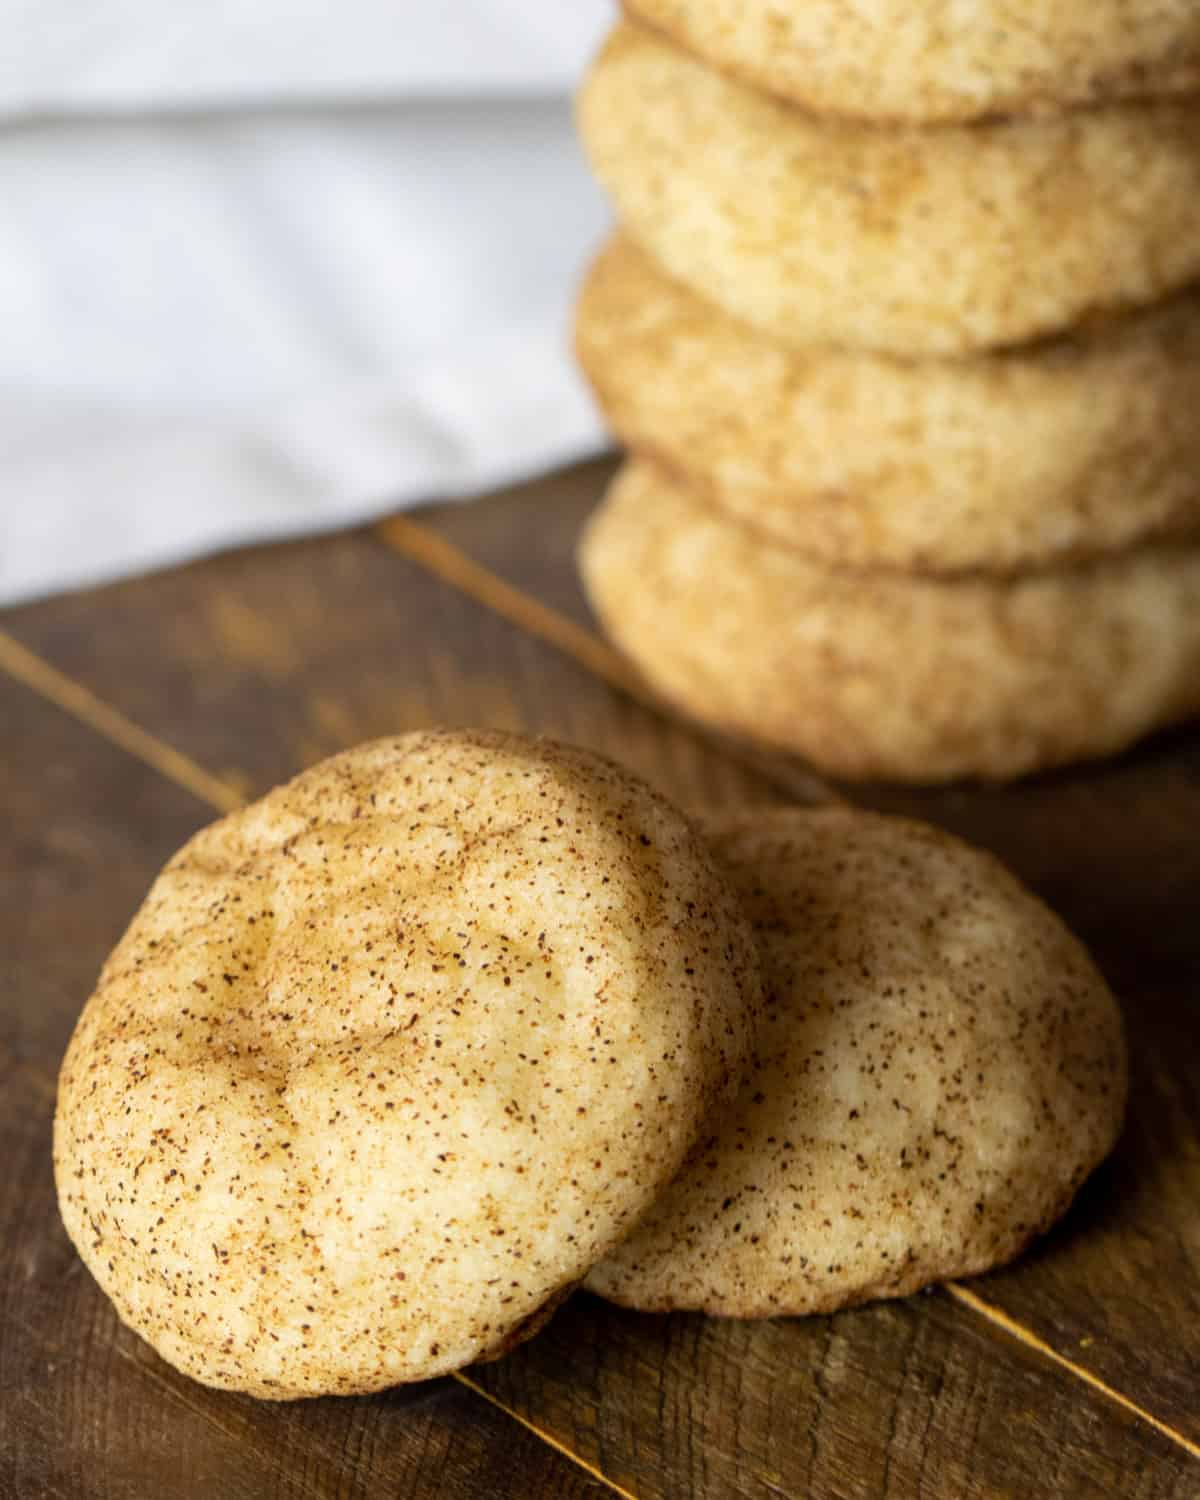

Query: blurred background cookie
622;0;1200;123
54;730;761;1397
580;462;1200;782
578;23;1200;356
577;237;1200;573
588;807;1127;1315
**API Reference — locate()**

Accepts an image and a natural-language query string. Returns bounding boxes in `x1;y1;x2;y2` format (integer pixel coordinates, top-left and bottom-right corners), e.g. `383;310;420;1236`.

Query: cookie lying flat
624;0;1200;124
54;731;761;1398
578;24;1200;356
587;807;1127;1316
577;237;1200;574
580;462;1200;783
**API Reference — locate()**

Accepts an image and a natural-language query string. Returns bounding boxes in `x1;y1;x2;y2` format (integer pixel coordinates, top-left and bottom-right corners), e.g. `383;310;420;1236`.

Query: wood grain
4;459;1199;1496
4;524;782;814
0;675;612;1500
866;746;1200;1444
474;1287;1198;1500
402;464;1200;1452
416;458;618;629
405;457;613;632
385;464;835;808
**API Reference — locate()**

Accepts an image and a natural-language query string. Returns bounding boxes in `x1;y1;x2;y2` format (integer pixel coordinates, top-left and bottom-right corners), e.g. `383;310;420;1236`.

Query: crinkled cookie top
588;807;1126;1315
55;730;760;1396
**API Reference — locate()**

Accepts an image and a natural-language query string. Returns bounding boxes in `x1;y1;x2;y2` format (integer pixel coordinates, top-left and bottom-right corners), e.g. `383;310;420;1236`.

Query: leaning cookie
577;237;1200;574
579;461;1200;783
624;0;1200;124
54;730;761;1398
578;23;1200;357
586;807;1127;1317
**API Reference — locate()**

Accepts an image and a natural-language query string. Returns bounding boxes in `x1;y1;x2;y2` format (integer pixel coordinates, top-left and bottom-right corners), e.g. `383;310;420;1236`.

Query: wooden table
3;458;1198;1499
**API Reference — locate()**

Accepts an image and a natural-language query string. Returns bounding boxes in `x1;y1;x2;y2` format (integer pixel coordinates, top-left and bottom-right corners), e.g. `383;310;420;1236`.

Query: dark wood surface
3;457;1198;1498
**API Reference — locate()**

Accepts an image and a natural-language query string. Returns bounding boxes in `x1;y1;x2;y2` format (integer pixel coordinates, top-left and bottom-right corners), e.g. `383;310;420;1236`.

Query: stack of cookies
574;9;1200;782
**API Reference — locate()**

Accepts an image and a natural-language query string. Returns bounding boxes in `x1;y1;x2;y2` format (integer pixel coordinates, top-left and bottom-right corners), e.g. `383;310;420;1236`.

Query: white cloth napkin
0;3;613;606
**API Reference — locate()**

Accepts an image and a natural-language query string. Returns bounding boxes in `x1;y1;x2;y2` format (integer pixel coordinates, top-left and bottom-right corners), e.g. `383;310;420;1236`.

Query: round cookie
576;237;1200;574
579;461;1200;783
624;0;1200;124
578;24;1200;357
54;730;762;1397
587;807;1127;1316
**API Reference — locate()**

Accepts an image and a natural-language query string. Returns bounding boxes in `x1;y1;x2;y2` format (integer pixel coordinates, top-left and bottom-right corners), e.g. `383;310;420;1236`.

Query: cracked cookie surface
623;0;1200;123
54;730;761;1396
579;23;1200;356
588;808;1127;1316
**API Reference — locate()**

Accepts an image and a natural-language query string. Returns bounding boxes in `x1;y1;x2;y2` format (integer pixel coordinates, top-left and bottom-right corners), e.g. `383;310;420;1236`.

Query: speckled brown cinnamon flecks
587;807;1127;1317
623;0;1200;123
576;236;1200;575
580;460;1200;782
53;730;762;1398
579;23;1200;356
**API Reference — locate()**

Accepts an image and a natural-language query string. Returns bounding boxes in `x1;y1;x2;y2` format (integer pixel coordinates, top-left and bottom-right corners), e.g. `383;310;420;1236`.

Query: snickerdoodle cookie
578;24;1200;356
624;0;1200;123
588;807;1126;1315
55;730;761;1397
580;462;1200;782
576;237;1200;573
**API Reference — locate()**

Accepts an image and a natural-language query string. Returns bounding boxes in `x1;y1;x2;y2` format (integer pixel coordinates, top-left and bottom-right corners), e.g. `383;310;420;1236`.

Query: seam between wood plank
373;512;1200;1467
5;615;1197;1470
944;1283;1200;1461
373;515;842;809
2;1054;637;1494
0;628;639;1497
0;628;243;815
453;1371;640;1500
374;517;648;701
14;1044;639;1491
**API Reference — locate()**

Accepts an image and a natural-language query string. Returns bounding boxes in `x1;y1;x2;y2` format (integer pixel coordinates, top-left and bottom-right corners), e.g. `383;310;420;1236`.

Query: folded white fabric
0;3;612;605
0;2;609;115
